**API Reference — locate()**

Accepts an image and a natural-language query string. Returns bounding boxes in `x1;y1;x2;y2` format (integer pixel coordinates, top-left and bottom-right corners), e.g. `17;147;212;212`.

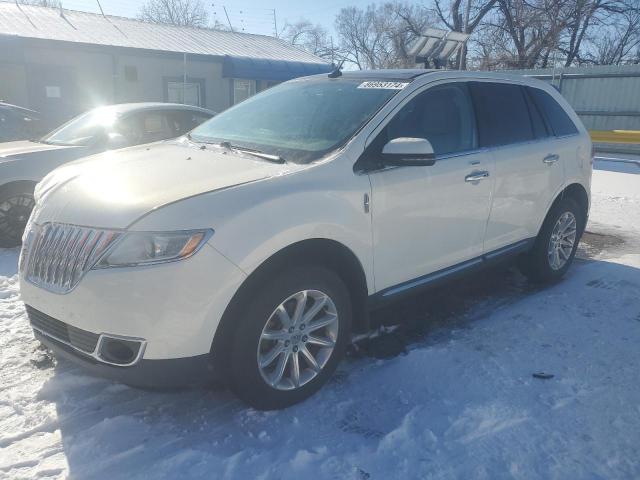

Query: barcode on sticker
357;81;408;90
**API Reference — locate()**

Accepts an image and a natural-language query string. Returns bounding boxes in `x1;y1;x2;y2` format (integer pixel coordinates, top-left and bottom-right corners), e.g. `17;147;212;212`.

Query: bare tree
587;5;640;64
433;0;498;68
283;20;337;62
335;2;432;69
138;0;209;28
560;0;635;66
467;0;640;68
487;0;573;68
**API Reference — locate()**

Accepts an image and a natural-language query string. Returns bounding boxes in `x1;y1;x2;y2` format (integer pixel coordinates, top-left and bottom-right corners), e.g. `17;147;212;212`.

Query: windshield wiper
220;141;285;164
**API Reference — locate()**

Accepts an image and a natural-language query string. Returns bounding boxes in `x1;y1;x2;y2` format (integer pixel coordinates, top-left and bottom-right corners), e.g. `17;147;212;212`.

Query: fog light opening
98;336;143;365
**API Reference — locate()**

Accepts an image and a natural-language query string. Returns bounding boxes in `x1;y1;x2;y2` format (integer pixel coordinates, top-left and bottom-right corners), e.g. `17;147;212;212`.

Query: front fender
130;159;375;294
0;160;44;187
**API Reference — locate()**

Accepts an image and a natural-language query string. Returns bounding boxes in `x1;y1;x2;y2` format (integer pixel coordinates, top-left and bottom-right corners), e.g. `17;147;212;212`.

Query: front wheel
519;196;585;283
227;266;352;410
0;184;35;248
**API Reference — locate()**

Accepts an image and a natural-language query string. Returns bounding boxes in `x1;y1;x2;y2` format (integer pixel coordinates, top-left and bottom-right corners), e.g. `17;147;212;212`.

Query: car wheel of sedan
519;196;585;283
228;266;352;410
0;184;35;248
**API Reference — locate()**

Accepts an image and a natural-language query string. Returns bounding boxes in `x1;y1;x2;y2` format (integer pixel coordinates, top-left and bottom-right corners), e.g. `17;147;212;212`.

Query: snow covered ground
1;163;639;480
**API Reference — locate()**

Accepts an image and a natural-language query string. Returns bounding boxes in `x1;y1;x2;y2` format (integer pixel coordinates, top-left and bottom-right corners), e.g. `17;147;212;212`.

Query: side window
382;83;476;156
115;115;144;146
141;112;172;142
116;111;174;145
470;82;534;147
167;110;212;136
527;87;578;137
523;88;550;139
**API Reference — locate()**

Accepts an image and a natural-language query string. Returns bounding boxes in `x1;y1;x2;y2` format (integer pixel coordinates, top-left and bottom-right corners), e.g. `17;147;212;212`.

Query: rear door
470;81;565;253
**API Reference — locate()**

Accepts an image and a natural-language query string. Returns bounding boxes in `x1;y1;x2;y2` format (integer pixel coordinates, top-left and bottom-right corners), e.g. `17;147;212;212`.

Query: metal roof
0;3;329;65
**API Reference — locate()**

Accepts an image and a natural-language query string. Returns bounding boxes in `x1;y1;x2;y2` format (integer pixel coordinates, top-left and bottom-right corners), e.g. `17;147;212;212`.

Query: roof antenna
328;59;345;78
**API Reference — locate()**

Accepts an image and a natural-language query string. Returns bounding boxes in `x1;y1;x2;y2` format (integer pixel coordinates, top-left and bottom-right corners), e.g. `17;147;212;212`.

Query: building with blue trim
0;3;332;124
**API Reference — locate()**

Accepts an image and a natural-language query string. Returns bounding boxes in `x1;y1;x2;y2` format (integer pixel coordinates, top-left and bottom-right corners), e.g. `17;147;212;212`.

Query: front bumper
34;329;217;388
20;242;247;365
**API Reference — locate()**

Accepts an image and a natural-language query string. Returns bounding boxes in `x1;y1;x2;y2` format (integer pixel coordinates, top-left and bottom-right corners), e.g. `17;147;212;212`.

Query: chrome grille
22;223;121;294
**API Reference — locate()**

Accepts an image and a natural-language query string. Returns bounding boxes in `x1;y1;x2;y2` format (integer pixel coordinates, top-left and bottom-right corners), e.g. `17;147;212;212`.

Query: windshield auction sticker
357;81;408;90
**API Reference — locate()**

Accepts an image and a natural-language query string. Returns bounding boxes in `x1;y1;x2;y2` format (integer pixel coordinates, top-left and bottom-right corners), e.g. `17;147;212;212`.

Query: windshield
190;78;405;163
41;107;119;146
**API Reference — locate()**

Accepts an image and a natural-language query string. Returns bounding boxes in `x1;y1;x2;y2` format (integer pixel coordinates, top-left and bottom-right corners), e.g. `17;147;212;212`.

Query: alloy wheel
257;289;339;391
0;194;35;245
547;211;577;270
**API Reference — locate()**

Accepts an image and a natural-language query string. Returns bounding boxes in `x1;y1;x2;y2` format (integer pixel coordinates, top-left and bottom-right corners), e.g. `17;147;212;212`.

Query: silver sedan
0;102;214;247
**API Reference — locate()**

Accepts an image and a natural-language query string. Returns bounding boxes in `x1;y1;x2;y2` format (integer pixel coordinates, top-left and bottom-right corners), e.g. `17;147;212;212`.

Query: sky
56;0;374;37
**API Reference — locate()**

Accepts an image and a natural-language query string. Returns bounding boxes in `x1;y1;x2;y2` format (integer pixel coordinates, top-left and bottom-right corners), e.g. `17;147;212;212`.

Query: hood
0;140;84;164
34;139;302;229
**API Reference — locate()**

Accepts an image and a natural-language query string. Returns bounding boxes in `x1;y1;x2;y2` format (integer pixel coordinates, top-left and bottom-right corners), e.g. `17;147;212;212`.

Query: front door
366;82;494;293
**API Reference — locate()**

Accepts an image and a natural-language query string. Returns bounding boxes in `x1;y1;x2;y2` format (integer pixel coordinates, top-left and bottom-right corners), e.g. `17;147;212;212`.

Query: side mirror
106;132;130;150
381;137;436;166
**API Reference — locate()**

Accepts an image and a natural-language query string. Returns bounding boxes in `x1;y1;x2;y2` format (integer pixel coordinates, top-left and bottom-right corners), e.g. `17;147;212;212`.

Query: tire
519;196;585;283
0;183;36;248
227;265;352;410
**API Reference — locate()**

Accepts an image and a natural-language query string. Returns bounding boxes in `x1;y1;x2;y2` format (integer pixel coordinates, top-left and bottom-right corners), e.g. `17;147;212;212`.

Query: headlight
95;230;213;268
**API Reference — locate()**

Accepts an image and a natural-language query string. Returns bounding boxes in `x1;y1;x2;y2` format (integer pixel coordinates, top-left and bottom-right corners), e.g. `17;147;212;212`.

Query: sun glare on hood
77;167;140;205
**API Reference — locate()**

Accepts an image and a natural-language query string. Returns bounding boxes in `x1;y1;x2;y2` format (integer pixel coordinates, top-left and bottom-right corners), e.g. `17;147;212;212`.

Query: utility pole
183;53;187;105
95;0;106;17
458;0;471;70
223;6;234;32
272;9;278;37
330;36;335;65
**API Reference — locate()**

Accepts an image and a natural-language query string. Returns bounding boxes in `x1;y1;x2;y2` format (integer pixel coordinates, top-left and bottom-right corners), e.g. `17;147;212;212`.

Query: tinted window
382;83;476;155
118;111;173;145
524;89;549;139
167;110;212;136
527;87;578;137
470;82;533;147
42;108;117;146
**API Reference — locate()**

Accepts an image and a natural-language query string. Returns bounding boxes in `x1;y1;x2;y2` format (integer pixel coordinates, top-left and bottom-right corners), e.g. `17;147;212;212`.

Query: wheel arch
211;238;370;370
555;182;589;231
0;179;38;196
561;183;589;212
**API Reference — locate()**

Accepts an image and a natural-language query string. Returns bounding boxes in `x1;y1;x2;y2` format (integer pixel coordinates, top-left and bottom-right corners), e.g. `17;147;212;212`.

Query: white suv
19;70;591;409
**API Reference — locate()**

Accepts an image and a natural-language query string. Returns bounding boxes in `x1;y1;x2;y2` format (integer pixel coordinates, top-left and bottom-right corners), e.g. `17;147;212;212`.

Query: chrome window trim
32;325;147;368
356;77;582;176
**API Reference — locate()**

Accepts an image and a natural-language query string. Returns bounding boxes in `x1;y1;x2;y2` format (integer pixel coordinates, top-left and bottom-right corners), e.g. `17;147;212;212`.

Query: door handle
465;171;490;182
543;153;560;164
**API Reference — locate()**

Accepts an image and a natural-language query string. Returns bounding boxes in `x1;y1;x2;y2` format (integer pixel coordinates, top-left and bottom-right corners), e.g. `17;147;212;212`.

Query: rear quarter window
470;82;534;147
527;87;578;137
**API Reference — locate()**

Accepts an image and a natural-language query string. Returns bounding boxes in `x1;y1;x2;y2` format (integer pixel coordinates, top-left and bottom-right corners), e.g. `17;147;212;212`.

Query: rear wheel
0;184;35;248
519;196;585;283
227;266;352;410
